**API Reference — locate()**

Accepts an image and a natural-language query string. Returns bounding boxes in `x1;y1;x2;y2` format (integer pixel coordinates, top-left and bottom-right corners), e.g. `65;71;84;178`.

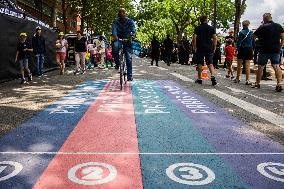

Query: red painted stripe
33;81;143;189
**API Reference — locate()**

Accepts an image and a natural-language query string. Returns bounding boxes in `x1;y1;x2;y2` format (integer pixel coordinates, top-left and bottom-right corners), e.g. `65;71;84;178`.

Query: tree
234;0;246;40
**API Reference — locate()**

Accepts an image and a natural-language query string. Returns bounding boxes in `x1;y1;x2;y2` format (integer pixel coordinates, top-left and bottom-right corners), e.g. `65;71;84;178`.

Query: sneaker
127;78;133;81
20;79;26;84
231;76;235;80
245;80;252;85
81;70;86;74
74;70;79;75
251;83;260;89
211;76;217;86
276;85;283;92
195;79;202;85
225;75;230;78
28;74;32;81
233;79;240;83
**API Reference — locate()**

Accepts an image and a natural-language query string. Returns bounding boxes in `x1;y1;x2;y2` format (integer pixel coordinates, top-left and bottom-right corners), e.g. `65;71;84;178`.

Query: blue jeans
35;54;45;76
113;41;132;80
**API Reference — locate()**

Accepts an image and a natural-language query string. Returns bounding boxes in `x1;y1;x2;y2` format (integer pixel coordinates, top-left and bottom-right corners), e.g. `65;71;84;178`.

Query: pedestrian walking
225;39;235;79
15;33;33;84
56;32;68;75
32;26;46;77
252;13;284;92
97;36;106;69
235;20;254;85
213;37;221;69
163;34;174;66
105;46;113;68
192;15;218;86
74;30;87;75
151;36;160;66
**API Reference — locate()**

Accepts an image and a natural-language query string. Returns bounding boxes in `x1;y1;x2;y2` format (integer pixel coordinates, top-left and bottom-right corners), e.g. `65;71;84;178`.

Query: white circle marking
68;162;117;185
257;162;284;183
166;163;215;185
0;161;23;181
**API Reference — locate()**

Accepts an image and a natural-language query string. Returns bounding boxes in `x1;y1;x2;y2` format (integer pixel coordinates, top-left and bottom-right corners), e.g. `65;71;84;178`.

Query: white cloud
242;0;284;29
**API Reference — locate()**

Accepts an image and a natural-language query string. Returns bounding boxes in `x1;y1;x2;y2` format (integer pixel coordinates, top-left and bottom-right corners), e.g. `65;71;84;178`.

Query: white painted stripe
170;73;194;82
157;67;168;71
0;152;283;155
204;89;284;128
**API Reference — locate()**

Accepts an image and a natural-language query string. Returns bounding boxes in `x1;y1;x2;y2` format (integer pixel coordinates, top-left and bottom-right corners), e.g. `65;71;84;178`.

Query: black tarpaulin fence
0;6;57;81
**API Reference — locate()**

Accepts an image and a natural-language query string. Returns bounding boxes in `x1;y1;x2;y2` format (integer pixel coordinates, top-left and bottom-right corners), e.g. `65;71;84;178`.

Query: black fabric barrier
0;14;57;81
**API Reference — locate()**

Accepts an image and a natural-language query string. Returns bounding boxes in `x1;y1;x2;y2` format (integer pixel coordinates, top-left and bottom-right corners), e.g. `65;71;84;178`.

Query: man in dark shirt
192;15;217;86
253;13;284;92
32;26;46;77
163;34;174;66
151;36;160;66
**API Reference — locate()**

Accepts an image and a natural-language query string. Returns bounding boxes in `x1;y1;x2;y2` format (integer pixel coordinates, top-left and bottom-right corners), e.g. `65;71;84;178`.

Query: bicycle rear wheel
119;50;124;90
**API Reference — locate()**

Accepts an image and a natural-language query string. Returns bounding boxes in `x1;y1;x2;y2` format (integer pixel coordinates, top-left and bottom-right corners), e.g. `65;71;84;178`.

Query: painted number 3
179;167;204;180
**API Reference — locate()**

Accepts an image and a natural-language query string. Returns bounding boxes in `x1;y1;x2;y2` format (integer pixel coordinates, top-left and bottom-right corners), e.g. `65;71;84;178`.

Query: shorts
19;59;28;69
237;47;253;61
196;52;213;65
257;53;280;66
56;52;66;62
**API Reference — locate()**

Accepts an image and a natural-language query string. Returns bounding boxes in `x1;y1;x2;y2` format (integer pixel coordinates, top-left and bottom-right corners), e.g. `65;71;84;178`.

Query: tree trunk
62;0;68;33
51;0;57;28
234;0;246;40
213;0;217;30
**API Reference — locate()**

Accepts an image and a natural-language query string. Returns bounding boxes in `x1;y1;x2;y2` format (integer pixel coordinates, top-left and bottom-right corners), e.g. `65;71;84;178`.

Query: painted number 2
81;167;104;180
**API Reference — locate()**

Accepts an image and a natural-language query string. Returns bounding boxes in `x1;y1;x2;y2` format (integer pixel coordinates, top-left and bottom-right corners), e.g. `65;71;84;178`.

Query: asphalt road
0;56;283;189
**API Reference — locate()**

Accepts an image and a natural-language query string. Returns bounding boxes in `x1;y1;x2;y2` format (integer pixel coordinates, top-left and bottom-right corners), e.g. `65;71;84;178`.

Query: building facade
16;0;78;33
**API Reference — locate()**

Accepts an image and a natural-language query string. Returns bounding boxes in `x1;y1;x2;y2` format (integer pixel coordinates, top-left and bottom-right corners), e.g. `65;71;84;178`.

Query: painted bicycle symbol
166;163;215;185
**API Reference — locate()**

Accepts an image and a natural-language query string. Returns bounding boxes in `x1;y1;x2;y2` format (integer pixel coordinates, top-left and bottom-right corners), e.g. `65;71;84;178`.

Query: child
56;32;68;75
15;33;33;84
105;46;113;68
96;36;106;69
225;39;235;79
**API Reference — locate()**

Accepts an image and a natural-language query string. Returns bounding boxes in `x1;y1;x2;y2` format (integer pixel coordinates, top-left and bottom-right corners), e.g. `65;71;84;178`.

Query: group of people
15;8;136;84
149;13;284;92
15;26;45;84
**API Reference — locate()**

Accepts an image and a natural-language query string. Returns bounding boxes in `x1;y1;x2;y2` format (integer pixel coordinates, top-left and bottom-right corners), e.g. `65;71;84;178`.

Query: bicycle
118;35;133;90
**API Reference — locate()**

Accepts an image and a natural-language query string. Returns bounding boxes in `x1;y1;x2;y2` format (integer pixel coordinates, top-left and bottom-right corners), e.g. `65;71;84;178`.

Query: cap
19;33;27;37
36;26;41;31
59;32;64;36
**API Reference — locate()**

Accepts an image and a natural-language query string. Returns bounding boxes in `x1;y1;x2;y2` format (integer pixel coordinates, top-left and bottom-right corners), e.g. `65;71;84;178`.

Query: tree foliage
136;0;236;43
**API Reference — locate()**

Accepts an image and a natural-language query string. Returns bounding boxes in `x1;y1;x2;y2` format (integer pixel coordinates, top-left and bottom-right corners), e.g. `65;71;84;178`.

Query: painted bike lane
33;80;143;189
157;80;284;189
132;80;250;189
0;80;106;188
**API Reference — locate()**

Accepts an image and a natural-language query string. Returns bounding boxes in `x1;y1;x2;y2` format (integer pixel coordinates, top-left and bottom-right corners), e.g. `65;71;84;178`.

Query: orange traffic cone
201;64;209;80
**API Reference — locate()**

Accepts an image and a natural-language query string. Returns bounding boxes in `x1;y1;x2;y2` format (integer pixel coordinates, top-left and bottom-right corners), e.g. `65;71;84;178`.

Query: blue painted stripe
132;80;250;189
0;80;106;188
157;80;284;189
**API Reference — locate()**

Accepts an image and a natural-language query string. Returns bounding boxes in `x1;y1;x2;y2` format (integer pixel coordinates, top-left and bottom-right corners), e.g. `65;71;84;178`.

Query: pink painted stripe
33;81;143;189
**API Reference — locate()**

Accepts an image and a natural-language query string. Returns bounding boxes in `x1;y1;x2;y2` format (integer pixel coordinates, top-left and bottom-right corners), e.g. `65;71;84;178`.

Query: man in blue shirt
112;8;136;81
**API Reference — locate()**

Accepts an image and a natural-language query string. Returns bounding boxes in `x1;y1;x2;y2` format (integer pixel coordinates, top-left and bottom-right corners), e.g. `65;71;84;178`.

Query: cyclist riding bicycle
112;8;136;81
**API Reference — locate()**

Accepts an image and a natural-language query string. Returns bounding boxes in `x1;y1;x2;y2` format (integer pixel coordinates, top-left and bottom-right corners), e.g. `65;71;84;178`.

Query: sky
242;0;284;29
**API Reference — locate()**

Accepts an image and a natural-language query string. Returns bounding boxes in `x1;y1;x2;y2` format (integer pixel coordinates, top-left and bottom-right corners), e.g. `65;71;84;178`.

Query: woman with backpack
235;20;254;85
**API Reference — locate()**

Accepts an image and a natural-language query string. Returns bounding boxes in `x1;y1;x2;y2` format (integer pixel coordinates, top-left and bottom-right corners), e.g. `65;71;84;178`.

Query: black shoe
262;77;272;81
211;76;217;86
245;80;252;85
251;83;260;89
276;85;283;92
167;63;170;66
28;74;32;81
156;64;159;67
127;78;133;81
233;79;240;83
20;79;26;84
225;75;230;78
195;79;202;85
